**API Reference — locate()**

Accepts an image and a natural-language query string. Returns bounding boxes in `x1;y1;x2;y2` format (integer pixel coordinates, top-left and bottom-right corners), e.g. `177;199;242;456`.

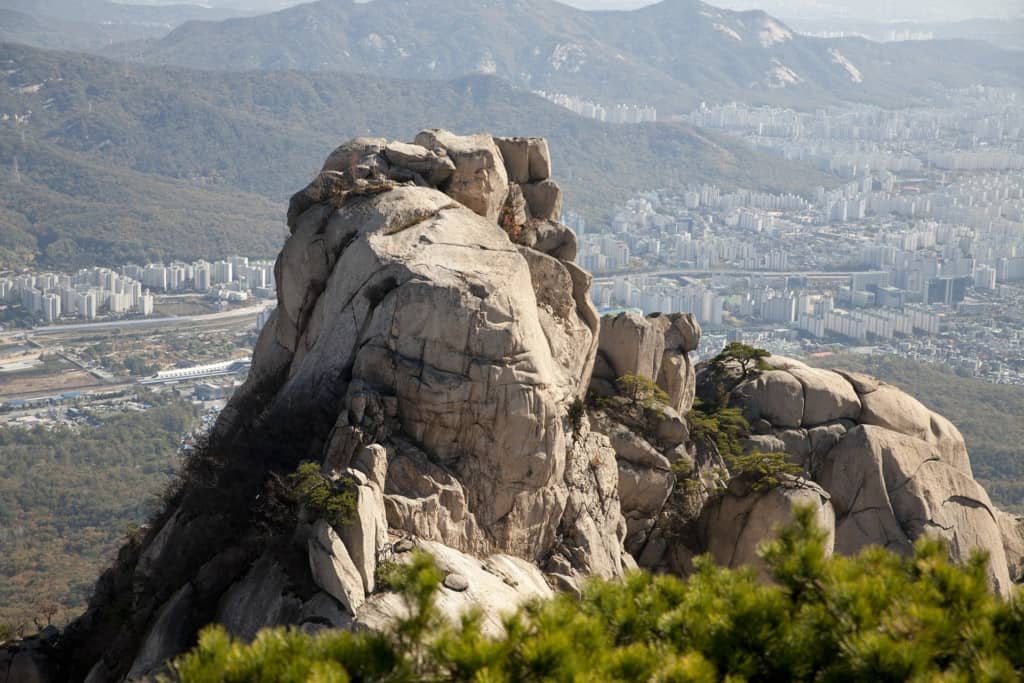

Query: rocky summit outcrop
709;356;1024;596
25;130;622;683
16;132;1023;682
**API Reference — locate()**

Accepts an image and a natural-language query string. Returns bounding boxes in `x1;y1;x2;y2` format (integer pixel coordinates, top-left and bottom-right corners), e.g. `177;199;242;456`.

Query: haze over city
2;0;1024;679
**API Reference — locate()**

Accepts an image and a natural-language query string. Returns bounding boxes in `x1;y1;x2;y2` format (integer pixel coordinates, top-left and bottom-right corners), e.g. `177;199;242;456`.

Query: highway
592;268;860;283
28;305;268;336
0;382;137;410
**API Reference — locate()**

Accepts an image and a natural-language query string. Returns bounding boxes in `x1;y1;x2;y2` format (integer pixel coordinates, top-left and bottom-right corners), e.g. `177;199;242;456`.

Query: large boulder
734;370;805;429
815;425;1011;595
382;141;455;186
655;312;701;354
591;311;701;414
698;475;835;578
522;179;563;221
547;415;628;579
383;442;486;554
787;367;861;426
531;219;578;261
653;313;700;414
321;137;387;175
597;311;665;382
356;539;554;638
414;129;509;223
308;520;366;614
996;511;1024;583
493;137;550;184
713;355;1013;595
858;384;971;475
528;138;552;181
338;476;389;593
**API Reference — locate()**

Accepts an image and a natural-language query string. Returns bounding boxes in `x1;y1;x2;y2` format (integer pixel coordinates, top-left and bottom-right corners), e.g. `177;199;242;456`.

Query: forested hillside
0;130;284;269
0;395;197;632
0;43;832;268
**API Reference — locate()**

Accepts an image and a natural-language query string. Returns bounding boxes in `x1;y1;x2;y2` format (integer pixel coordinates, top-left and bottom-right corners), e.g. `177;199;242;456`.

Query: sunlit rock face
18;131;1023;683
719;357;1017;597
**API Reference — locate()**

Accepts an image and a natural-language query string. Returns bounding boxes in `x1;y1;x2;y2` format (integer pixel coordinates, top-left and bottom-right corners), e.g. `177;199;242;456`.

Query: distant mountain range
3;0;1022;111
788;16;1024;52
0;0;246;51
1;0;1019;267
105;0;1024;110
0;42;831;269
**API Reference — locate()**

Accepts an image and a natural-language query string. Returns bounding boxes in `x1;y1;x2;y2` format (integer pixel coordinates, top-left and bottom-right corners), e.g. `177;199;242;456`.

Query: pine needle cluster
165;508;1024;682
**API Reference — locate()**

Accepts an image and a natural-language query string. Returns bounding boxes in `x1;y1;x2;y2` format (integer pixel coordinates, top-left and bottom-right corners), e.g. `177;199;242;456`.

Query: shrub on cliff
164;508;1024;682
617;373;670;410
726;451;804;492
711;342;771;381
703;342;772;408
285;462;358;528
687;400;749;461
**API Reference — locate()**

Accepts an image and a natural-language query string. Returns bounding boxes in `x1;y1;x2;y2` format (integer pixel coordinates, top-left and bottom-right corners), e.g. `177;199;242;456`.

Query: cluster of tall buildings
0;255;276;323
533;91;657;124
592;275;726;326
571;91;1024;380
793;294;940;342
578;190;796;274
692;90;1024;192
124;256;275;297
853;217;1024;296
689;89;1022;148
0;268;153;322
812;172;1023;230
592;268;946;344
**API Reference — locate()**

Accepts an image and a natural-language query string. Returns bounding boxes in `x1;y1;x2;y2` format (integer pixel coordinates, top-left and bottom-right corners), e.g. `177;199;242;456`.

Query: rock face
699;475;835;578
818;424;1012;592
712;357;1018;596
356;539;554;638
308;519;366;614
238;130;599;563
29;133;1023;682
38;131;628;683
591;311;700;415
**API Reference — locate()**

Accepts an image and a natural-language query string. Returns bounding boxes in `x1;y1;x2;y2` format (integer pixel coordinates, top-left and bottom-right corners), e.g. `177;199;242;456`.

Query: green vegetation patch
0;394;198;631
165;508;1024;682
687;400;749;462
285;462;357;528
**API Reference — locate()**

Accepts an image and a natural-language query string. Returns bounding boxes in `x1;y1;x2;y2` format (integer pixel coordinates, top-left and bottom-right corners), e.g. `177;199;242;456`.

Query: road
592;269;860;283
0;382;137;408
28;305;268;336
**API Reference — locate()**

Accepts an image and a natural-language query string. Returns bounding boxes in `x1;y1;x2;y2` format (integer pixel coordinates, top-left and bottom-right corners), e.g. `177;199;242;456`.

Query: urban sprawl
567;87;1024;383
4;86;1024;387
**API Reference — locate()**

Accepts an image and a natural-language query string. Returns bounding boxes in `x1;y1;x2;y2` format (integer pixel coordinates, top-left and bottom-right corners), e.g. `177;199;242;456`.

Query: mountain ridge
111;0;1024;110
0;0;246;50
0;41;832;267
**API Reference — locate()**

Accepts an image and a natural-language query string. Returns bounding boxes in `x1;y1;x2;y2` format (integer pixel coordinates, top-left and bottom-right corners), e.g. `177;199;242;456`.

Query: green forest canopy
0;394;197;631
167;507;1024;682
